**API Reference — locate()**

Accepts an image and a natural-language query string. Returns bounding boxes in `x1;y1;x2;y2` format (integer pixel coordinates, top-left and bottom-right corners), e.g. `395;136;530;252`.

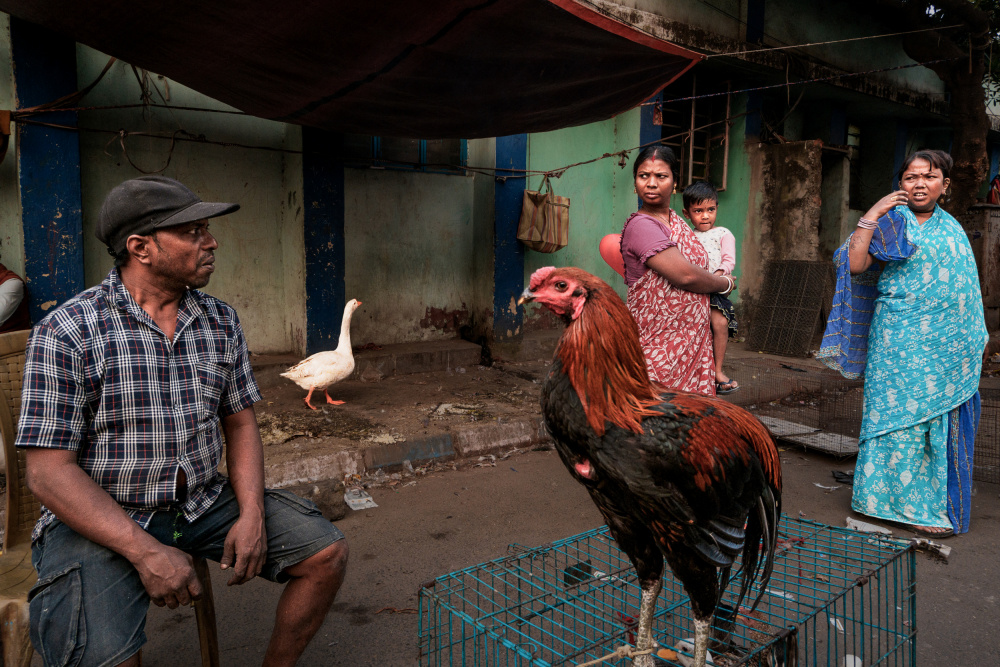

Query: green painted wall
524;113;639;302
343;165;483;345
716;94;753;297
523;93;754;307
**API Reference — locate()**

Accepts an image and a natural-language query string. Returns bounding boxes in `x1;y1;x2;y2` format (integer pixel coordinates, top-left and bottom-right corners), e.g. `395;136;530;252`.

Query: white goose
281;299;362;410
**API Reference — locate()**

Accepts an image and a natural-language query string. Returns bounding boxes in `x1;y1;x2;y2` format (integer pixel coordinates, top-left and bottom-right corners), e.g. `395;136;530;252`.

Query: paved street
117;445;999;666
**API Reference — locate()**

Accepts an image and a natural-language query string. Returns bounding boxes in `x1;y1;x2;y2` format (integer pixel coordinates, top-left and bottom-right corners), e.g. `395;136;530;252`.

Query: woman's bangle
857;217;878;230
720;275;734;295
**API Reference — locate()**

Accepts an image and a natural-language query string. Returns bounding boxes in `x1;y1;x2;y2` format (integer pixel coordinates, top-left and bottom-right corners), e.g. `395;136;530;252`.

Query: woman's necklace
643;208;672;226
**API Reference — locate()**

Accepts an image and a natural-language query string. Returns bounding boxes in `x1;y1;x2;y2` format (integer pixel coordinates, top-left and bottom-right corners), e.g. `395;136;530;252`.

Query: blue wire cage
417;517;915;666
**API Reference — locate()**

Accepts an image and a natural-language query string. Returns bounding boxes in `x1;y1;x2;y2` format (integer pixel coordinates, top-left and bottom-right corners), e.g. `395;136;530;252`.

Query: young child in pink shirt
683;181;739;394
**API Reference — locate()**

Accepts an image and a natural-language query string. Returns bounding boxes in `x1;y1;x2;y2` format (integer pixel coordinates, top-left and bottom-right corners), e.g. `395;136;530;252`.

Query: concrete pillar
10;18;84;321
492;134;526;344
302;128;346;355
891;120;909;191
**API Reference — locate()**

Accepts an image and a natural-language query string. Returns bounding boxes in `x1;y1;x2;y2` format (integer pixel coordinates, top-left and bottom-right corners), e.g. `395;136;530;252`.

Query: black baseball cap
96;176;240;255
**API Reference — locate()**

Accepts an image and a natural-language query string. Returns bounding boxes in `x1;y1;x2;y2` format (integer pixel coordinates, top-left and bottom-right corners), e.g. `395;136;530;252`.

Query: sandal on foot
909;525;954;539
715;379;739;395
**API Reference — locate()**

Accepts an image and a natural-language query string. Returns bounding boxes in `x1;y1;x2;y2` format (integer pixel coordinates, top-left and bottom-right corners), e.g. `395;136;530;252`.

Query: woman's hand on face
866;190;908;221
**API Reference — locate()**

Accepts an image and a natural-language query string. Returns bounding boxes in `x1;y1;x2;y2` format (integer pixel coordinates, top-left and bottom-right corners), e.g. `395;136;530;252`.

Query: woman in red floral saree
619;146;735;395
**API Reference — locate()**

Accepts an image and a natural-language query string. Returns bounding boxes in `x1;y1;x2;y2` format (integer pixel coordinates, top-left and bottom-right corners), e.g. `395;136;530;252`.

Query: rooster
518;267;781;667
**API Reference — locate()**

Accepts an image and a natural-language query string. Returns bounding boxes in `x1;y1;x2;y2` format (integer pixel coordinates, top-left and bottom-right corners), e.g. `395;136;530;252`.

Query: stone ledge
266;449;364;489
452;418;549;457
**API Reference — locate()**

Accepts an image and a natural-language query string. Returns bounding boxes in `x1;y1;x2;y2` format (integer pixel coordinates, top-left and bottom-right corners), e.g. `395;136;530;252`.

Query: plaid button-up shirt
16;269;262;541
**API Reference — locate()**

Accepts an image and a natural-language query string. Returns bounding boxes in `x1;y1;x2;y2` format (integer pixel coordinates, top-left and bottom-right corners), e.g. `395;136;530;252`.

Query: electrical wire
643;56;961;106
13;113;747;184
705;24;963;58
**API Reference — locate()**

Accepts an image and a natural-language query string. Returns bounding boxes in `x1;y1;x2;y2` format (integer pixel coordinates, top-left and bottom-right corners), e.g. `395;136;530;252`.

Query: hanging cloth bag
516;175;570;253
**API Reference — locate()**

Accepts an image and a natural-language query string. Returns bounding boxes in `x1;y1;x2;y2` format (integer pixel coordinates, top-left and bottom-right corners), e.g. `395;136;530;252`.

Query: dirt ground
251;358;548;472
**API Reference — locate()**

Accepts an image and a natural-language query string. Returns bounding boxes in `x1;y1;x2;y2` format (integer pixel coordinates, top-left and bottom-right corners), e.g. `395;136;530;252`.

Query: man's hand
132;543;203;609
220;511;267;585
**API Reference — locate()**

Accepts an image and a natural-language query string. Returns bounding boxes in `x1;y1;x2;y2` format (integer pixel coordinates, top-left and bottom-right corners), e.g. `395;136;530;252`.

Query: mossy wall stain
740;140;823;335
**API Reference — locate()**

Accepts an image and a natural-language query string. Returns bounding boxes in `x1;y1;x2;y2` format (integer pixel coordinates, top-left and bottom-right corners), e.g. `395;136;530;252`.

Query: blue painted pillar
639;92;663;149
302;128;346;354
11;18;84;322
745;91;763;141
493;134;527;342
638;91;663;206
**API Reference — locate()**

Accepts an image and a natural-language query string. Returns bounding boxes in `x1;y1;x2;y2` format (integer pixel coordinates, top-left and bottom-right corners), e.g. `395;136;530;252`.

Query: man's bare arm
25;448;202;608
220;405;267;585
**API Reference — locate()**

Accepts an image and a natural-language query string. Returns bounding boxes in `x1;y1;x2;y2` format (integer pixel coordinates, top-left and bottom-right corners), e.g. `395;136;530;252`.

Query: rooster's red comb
528;266;557;291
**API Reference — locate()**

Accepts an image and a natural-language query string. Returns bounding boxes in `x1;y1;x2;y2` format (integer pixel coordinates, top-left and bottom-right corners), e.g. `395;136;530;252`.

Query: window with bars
656;83;731;191
343;134;467;173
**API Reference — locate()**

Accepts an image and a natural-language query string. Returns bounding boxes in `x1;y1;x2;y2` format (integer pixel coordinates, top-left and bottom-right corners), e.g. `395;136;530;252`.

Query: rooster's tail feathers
726;485;781;615
748;486;781;612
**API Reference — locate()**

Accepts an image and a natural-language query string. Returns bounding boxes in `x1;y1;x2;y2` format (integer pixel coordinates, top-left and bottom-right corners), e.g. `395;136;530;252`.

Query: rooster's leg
324;389;345;405
691;615;711;667
303;387;318;410
633;577;662;667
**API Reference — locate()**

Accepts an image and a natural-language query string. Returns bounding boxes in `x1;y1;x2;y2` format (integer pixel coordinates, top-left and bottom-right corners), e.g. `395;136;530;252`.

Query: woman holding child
619;145;735;396
818;149;989;537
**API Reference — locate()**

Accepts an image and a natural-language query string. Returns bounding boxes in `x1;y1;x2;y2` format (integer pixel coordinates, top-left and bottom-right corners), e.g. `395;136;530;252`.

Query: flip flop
715;379;739;395
909;525;954;539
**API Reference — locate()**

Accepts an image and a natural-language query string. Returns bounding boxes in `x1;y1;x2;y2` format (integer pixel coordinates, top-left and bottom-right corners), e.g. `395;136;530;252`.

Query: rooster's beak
517;289;535;306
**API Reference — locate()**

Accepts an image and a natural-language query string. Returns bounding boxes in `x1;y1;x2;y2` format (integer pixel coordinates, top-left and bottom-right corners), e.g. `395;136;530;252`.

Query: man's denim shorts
28;484;344;667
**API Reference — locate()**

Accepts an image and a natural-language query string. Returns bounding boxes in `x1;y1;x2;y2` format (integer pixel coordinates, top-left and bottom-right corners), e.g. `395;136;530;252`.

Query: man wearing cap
16;176;348;667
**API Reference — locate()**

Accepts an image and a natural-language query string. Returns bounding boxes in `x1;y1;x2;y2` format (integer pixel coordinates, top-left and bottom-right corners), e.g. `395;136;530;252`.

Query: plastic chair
0;330;219;667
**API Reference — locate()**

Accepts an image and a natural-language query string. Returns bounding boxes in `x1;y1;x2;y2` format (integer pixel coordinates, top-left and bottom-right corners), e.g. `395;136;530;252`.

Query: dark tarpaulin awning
0;0;700;138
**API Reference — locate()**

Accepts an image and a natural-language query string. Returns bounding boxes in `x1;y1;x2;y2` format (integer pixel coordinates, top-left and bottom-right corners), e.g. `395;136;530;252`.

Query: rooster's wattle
519;267;781;667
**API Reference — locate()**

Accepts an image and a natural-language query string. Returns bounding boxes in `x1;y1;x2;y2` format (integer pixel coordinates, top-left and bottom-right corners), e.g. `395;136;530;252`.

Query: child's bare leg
710;309;731;383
